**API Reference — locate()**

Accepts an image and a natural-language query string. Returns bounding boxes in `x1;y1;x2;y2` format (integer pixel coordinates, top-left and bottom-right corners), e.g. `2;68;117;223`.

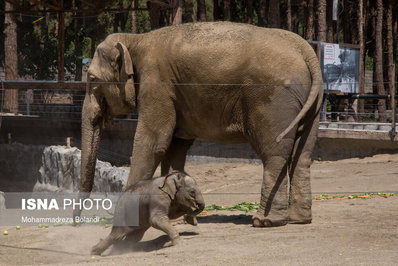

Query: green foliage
17;15;59;80
365;56;373;71
205;202;259;212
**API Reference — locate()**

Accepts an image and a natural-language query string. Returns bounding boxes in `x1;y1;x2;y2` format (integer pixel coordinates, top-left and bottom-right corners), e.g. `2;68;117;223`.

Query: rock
34;146;128;192
0;191;5;211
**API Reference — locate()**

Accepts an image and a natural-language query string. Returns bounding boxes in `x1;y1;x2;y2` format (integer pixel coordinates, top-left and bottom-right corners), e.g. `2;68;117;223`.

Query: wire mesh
0;80;396;123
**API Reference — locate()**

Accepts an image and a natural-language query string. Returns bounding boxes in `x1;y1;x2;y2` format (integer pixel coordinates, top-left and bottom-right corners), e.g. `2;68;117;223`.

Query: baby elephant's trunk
192;192;205;215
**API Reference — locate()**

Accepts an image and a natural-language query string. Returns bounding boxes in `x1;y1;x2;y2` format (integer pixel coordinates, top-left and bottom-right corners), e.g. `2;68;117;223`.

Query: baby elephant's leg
184;214;198;226
151;216;180;245
112;227;149;252
125;227;148;242
91;226;129;255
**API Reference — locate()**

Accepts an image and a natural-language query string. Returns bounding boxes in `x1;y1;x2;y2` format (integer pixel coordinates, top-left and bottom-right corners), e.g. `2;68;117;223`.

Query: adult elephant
76;22;323;227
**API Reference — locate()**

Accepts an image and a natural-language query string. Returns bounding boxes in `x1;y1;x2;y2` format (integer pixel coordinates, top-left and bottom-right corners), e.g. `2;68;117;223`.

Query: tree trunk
247;0;254;24
149;1;161;29
317;0;327;41
357;0;365;121
385;0;395;120
197;0;206;22
172;0;183;24
374;0;386;122
286;0;292;31
268;0;280;28
213;0;219;21
393;2;398;85
131;0;138;33
224;0;231;21
306;0;314;40
326;0;334;42
74;0;83;81
3;1;18;114
258;0;267;27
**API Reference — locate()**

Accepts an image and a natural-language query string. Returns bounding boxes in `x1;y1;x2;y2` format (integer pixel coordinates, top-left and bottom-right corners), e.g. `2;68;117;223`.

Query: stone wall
35;146;128;192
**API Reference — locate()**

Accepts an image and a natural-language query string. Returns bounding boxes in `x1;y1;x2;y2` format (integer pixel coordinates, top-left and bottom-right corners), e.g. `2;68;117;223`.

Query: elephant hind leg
252;154;290;227
251;138;295;227
287;113;320;224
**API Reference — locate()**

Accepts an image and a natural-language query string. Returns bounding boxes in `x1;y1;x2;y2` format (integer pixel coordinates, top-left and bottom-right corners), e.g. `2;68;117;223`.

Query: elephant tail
275;41;324;143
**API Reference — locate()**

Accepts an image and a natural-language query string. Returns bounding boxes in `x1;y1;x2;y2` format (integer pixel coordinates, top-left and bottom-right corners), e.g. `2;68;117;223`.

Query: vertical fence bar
390;65;396;138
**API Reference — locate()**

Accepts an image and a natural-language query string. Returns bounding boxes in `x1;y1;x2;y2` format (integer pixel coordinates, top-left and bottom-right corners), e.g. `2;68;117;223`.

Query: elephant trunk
191;192;205;215
74;92;102;220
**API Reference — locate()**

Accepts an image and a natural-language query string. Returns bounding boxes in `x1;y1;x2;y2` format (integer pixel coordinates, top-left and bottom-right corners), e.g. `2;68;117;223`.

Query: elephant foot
252;213;288;228
184;215;198;226
91;243;104;256
171;235;181;246
288;207;312;225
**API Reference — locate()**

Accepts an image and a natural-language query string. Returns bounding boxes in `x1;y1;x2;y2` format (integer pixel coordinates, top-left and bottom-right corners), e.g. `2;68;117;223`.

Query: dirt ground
1;154;398;265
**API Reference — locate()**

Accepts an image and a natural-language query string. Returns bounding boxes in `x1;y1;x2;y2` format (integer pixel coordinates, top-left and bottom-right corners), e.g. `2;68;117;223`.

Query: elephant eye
189;190;196;197
89;75;96;82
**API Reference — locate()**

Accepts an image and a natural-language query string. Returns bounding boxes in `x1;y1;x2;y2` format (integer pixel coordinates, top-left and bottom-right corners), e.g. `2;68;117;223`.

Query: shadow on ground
107;231;200;256
198;214;252;225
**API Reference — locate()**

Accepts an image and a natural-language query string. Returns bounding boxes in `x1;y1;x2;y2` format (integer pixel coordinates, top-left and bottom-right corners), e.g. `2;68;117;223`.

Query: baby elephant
91;171;205;255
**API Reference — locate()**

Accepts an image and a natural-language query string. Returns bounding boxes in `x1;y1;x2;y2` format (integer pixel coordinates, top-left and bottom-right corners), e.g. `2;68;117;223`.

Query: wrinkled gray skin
91;172;205;255
77;22;323;227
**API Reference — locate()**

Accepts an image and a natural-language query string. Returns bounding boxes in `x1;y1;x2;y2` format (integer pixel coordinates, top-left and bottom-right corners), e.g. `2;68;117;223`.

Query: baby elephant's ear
159;172;183;200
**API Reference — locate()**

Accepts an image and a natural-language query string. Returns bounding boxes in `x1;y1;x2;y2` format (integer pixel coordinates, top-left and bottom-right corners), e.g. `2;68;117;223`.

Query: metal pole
390;64;396;138
333;0;339;43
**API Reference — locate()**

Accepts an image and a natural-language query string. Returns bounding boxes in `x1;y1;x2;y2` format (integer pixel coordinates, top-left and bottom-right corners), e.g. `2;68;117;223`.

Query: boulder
34;146;128;192
0;191;5;211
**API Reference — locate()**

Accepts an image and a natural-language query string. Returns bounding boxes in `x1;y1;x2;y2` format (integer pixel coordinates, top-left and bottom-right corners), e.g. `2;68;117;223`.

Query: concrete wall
1;117;398;166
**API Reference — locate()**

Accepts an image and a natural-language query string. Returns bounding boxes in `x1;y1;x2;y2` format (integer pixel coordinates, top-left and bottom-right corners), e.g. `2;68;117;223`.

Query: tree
385;0;395;120
73;0;83;81
197;0;206;22
131;0;138;33
357;0;365;121
224;0;231;21
326;0;334;42
247;0;254;24
213;0;220;20
317;0;327;41
268;0;280;28
306;0;315;40
172;0;183;24
3;1;18;113
257;0;267;27
149;1;162;29
286;0;292;31
374;0;386;122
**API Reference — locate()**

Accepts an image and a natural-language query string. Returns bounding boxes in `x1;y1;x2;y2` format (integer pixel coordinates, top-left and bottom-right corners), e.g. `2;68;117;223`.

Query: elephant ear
159;172;184;200
115;42;136;108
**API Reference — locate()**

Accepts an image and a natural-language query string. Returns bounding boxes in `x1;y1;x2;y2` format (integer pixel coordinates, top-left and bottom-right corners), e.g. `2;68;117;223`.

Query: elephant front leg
126;109;176;187
252;155;289;227
151;215;180;246
160;137;198;226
